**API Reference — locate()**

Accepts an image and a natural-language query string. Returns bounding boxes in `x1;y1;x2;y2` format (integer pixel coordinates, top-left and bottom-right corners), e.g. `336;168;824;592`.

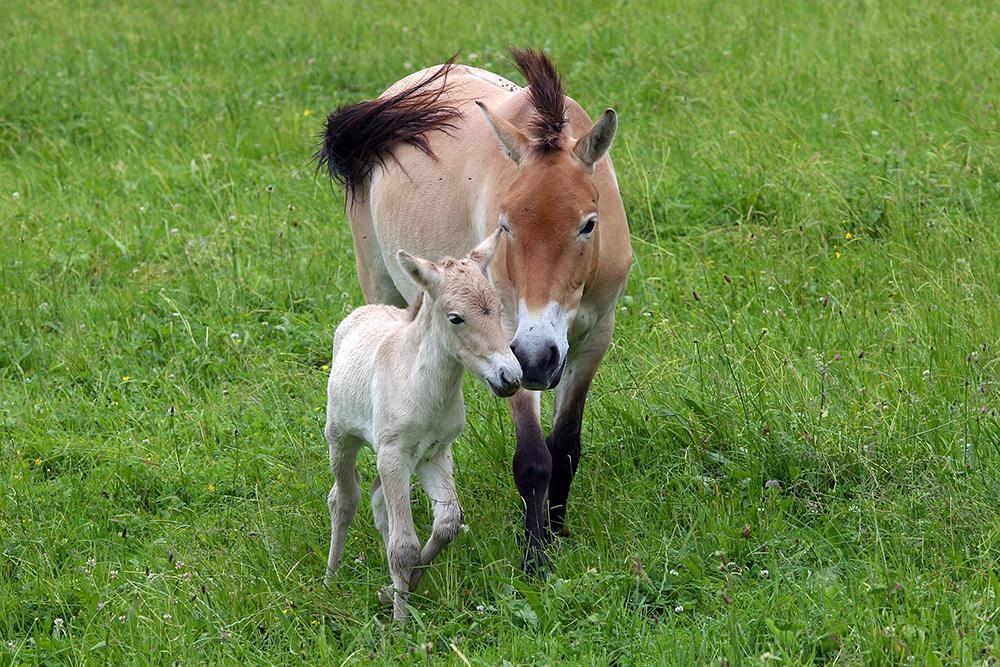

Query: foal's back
327;301;416;441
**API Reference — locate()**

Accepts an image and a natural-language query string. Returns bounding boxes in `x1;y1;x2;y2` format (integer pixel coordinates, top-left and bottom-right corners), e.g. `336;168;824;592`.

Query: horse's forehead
504;157;597;222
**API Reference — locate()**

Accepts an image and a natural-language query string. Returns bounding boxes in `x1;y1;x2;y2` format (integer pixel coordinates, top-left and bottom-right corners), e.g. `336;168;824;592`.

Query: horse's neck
399;298;463;398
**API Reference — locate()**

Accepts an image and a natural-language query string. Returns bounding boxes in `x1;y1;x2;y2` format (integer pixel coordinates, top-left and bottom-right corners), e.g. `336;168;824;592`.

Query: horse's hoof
522;549;551;576
377;586;394;607
549;525;571;539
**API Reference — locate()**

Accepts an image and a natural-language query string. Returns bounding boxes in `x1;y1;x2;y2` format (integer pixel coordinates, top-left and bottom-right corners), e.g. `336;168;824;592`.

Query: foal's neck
401;293;463;397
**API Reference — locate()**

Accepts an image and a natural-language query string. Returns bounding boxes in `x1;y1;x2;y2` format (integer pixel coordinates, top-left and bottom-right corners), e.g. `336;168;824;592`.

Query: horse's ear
572;108;617;170
397;250;442;294
467;228;502;272
476;101;528;165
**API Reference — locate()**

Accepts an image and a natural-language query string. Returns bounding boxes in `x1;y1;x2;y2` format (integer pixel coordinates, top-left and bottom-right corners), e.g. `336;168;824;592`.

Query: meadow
1;0;999;663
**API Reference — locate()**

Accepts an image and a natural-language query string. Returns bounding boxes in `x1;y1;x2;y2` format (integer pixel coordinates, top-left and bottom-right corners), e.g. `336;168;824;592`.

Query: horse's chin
520;359;566;391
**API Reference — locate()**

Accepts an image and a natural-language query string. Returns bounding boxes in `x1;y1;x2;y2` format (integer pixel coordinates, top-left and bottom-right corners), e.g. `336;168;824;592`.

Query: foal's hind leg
410;446;462;590
371;474;389;548
324;428;363;585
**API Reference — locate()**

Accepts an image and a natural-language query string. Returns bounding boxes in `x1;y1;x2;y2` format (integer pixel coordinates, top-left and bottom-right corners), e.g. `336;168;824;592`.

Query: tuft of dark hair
316;57;461;193
510;47;567;151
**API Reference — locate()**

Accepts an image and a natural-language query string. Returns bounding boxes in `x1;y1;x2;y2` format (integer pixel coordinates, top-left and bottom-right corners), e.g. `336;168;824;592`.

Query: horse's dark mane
510;47;567;152
316;57;461;194
405;290;424;321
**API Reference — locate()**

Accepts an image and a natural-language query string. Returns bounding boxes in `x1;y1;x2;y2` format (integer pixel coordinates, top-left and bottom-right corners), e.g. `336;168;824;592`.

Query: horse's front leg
509;389;551;573
547;318;613;537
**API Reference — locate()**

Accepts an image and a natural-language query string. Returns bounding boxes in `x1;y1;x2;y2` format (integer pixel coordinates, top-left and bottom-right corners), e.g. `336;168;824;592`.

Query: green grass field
2;0;999;663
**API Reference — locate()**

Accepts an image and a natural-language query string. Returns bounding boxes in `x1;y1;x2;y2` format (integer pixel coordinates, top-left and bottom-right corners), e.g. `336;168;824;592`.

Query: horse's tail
316;58;461;195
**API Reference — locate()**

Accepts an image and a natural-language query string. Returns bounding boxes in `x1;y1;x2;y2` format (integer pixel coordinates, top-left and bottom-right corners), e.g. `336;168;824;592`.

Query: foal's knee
388;535;421;575
433;503;463;544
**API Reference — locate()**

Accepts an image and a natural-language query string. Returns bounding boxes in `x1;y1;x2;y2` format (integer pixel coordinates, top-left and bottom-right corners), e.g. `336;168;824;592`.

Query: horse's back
357;66;521;302
351;63;629;309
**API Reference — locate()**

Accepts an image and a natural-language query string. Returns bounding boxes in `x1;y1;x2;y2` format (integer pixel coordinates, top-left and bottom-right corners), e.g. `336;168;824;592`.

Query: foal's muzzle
484;355;523;397
488;369;521;397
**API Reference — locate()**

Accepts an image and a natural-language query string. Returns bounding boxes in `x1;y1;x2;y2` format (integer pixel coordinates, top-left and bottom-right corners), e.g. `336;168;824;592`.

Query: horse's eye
579;216;598;236
447;313;464;325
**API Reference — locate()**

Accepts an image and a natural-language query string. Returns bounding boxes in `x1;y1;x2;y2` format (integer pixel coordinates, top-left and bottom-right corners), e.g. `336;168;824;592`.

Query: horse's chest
569;301;599;342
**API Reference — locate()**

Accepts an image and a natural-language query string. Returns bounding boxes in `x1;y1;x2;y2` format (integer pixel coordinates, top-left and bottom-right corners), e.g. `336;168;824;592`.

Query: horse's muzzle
513;341;565;390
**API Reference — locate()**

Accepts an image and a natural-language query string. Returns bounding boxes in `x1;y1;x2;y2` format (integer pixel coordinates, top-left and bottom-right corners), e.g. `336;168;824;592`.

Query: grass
1;0;999;663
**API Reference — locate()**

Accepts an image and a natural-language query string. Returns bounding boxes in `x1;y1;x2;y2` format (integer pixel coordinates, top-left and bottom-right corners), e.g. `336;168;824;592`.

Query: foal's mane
510;47;567;152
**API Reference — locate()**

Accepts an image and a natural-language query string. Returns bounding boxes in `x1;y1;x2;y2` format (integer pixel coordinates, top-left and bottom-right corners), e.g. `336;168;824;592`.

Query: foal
323;230;521;621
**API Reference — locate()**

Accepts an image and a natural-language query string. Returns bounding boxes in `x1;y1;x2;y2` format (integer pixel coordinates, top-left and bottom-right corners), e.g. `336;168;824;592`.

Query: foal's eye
447;313;464;325
579;216;598;236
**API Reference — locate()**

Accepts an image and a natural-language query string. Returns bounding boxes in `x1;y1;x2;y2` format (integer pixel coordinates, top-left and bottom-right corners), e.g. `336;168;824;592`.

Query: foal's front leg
375;444;420;621
410;445;462;590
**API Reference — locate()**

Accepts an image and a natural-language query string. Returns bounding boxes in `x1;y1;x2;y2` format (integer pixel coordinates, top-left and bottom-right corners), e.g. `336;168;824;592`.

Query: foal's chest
385;397;465;462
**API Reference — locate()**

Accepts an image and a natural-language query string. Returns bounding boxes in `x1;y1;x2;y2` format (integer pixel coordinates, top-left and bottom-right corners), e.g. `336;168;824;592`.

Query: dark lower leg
546;383;589;537
511;393;551;573
546;418;581;536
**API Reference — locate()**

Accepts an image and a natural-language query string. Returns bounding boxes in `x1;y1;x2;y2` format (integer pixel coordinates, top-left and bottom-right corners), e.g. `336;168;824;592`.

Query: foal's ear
467;228;502;272
397;250;442;293
572;108;618;171
476;101;528;165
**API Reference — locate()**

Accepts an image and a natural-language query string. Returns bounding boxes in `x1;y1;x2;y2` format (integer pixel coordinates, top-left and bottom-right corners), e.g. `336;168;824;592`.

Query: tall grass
1;0;998;663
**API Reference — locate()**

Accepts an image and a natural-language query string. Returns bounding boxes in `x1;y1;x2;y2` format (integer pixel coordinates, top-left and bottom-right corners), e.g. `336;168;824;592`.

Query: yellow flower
835;251;842;259
844;231;854;240
311;620;319;626
282;607;289;615
121;375;131;383
303;109;313;117
321;364;330;372
207;484;216;492
34;458;42;466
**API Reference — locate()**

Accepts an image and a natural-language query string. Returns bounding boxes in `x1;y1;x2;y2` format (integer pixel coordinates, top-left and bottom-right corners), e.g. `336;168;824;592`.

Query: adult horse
318;48;632;569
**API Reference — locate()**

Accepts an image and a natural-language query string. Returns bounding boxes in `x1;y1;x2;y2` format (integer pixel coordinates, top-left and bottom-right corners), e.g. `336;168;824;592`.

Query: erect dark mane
316;57;461;194
510;47;567;152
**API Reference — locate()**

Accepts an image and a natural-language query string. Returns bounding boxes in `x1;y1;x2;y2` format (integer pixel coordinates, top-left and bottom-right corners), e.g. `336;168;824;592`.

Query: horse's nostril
546;345;559;368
